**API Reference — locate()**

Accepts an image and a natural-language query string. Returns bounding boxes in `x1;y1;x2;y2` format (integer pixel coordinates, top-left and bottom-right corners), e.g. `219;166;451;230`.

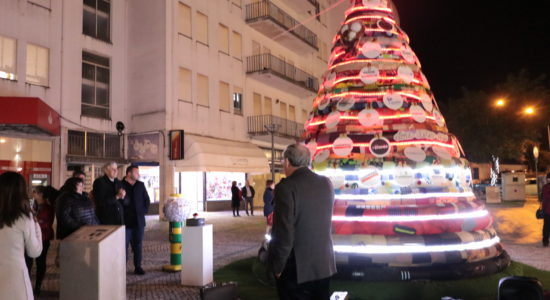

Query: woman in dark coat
231;181;241;217
56;177;99;240
25;186;57;295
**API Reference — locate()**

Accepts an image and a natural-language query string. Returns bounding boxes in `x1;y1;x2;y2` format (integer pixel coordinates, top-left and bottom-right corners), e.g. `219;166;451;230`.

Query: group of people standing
0;162;150;300
230;179;275;219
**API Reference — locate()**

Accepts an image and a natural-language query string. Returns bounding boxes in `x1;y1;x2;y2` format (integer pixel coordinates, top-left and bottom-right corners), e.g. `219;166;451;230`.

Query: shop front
0;97;60;190
173;134;269;212
128;133;162;214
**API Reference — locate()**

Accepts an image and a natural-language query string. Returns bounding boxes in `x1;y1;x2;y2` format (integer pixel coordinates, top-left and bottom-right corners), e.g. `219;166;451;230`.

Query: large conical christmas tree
305;0;510;280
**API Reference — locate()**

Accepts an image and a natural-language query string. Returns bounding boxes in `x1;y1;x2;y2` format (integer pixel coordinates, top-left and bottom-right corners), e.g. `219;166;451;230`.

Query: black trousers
232;202;240;216
244;197;254;215
126;226;145;269
543;214;550;245
25;240;50;289
276;255;331;300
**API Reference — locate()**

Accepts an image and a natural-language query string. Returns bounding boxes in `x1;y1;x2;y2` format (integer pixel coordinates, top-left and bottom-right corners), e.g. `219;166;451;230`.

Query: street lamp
495;99;506;107
524;106;535;115
264;123;281;181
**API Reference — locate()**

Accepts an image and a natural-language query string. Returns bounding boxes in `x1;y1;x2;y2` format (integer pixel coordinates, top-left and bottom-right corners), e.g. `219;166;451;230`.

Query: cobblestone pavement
32;199;550;299
35;212;267;300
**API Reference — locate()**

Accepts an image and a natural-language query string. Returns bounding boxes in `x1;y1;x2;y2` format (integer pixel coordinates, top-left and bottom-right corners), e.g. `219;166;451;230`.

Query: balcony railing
247;54;319;93
68;130;123;159
246;0;318;50
248;115;305;140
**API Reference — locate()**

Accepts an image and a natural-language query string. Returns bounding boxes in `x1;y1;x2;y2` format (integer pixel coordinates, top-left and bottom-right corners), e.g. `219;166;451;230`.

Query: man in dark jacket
121;165;150;275
93;162;125;225
241;181;256;216
268;144;336;300
541;173;550;247
263;179;275;219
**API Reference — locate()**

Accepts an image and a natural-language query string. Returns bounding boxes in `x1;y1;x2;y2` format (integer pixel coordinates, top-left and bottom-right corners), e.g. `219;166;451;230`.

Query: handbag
536;204;544;219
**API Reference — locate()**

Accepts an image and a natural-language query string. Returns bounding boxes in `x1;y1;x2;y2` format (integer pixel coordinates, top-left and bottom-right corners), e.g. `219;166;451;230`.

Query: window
196;12;208;45
83;0;110;42
178;67;191;102
178;3;192;37
0;35;16;80
218;24;229;54
318;42;328;62
289;105;296;121
232;31;242;59
219;81;230;111
280;101;287;119
253;93;262;115
82;51;110;119
233;86;243;115
197;74;209;106
264;97;272;115
26;44;49;86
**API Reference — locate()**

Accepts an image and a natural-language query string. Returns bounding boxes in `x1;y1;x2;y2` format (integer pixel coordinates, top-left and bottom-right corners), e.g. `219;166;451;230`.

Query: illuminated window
83;0;110;42
279;101;287;119
264;97;272;115
233;86;243;115
178;67;191;102
219;81;230;111
178;3;192;37
0;35;16;80
196;12;208;45
81;51;110;119
197;74;209;106
26;44;49;86
289;105;296;121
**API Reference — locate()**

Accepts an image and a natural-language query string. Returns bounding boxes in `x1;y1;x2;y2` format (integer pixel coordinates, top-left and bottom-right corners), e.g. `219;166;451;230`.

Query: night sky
391;0;550;103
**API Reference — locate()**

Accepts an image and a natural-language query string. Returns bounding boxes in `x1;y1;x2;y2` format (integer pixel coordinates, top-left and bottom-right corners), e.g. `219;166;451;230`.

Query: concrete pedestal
60;225;126;300
181;224;213;286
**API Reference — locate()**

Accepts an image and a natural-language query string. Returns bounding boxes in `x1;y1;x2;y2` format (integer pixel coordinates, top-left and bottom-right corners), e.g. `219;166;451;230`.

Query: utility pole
264;123;280;181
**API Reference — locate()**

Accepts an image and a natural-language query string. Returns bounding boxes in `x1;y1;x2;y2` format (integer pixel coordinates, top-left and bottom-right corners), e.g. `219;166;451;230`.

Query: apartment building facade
0;0;342;213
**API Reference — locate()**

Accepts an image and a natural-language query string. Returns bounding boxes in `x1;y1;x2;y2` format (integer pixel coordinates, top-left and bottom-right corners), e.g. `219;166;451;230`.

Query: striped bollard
162;221;182;272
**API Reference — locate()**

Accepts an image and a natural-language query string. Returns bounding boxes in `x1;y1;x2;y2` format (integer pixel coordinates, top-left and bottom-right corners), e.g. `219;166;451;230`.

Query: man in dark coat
541;173;550;247
263;179;275;219
231;181;241;217
93;162;125;225
268;144;336;300
241;181;256;216
121;165;150;275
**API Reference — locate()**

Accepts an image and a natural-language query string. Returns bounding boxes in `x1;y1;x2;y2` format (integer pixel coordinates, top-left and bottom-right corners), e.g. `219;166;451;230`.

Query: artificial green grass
214;258;550;300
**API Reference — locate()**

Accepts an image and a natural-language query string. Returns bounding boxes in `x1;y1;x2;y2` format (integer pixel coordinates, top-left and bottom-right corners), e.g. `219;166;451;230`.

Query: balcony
248;115;305;140
67;130;125;163
280;0;319;14
245;1;318;54
247;54;319;97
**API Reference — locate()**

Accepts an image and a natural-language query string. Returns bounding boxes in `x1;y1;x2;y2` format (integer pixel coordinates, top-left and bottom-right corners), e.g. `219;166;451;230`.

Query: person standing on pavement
263;180;275;221
0;172;43;300
93;162;125;225
241;180;256;216
268;144;336;300
541;173;550;247
25;186;57;296
231;181;241;217
121;165;150;275
56;177;99;240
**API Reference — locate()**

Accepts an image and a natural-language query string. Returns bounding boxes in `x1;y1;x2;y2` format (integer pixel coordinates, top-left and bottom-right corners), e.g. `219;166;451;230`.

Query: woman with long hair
56;177;99;240
25;185;57;296
0;172;43;300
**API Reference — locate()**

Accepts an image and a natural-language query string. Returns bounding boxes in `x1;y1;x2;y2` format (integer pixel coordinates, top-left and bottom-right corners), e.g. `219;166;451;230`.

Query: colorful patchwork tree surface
304;0;510;280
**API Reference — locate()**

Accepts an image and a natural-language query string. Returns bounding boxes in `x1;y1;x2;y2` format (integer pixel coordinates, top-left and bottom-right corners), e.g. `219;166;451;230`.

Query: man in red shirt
541;173;550;247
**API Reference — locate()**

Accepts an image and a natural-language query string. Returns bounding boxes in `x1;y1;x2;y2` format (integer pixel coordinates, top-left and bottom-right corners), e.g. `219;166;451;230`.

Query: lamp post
265;123;281;181
534;145;540;201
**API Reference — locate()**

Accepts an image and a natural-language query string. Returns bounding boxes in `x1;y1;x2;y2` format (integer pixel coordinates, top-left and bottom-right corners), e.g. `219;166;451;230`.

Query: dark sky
392;0;550;102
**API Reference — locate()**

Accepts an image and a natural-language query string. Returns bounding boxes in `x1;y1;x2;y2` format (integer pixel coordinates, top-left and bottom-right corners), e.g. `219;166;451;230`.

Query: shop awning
174;134;270;174
0;97;61;136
